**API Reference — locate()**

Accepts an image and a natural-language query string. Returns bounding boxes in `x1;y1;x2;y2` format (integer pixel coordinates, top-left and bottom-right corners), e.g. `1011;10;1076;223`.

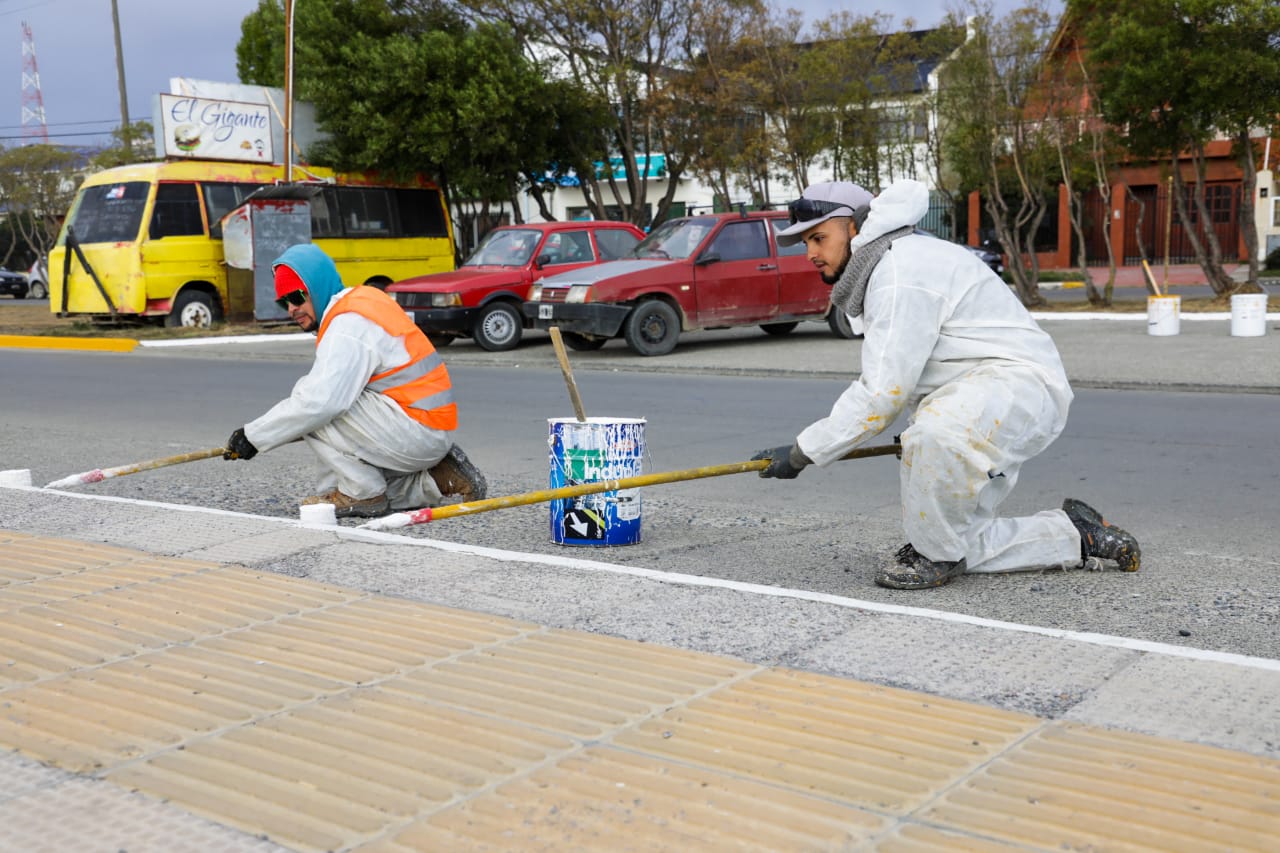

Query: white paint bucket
299;502;338;526
0;469;33;487
1147;295;1180;336
1230;293;1268;337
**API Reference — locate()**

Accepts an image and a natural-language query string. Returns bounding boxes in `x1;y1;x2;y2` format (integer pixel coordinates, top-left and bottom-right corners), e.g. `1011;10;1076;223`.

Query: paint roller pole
44;446;228;489
548;326;588;423
361;443;902;531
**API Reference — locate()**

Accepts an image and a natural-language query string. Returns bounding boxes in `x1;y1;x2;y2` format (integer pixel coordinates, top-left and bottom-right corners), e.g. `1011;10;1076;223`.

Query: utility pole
111;0;130;154
284;0;295;182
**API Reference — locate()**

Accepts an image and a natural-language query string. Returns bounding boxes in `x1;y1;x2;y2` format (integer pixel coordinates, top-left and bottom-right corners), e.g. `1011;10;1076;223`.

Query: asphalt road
2;346;1277;660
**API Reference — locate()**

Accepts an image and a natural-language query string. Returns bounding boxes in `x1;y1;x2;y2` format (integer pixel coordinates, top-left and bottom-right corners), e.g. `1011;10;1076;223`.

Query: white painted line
11;483;1280;673
140;333;312;347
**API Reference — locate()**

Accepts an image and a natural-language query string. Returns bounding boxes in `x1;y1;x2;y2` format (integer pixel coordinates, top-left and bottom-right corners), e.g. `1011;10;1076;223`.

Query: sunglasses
788;198;853;225
275;289;309;311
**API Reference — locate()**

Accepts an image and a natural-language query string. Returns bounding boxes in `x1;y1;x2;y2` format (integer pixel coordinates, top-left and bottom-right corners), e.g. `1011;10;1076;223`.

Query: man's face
801;217;858;284
277;288;318;331
290;296;318;332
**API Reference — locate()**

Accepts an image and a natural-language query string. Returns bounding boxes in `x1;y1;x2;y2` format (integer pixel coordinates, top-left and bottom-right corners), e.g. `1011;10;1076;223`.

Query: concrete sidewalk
1;487;1277;852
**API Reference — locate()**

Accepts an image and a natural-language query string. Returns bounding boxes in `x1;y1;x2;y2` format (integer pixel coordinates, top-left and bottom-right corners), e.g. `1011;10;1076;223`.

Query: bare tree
938;1;1060;306
471;0;700;227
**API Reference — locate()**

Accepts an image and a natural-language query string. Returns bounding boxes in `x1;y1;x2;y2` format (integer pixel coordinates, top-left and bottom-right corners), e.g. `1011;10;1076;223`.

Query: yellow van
49;160;455;327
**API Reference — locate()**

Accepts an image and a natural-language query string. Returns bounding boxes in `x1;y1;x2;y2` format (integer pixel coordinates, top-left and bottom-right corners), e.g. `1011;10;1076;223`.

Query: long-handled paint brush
361;443;902;531
44;446;227;489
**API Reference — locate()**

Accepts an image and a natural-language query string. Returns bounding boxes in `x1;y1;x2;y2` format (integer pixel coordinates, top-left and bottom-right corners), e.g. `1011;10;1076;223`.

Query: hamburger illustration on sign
173;124;201;153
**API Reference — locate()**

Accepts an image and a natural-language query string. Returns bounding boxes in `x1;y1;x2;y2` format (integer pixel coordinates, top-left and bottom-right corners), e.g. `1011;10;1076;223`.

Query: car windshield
463;228;541;266
62;181;150;245
631;217;716;260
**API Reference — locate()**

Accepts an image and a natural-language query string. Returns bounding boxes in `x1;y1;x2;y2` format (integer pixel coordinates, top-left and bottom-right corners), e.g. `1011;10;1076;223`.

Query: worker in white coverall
222;244;486;518
752;179;1140;589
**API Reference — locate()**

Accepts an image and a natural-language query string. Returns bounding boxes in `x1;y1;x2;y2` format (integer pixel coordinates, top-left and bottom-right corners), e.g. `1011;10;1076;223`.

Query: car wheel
427;333;454;348
165;290;221;328
473;301;522;351
760;321;799;336
827;309;863;340
623;299;680;356
562;332;606;351
27;280;47;300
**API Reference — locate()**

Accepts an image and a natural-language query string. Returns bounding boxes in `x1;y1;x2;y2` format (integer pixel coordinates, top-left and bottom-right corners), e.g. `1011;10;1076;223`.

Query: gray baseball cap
776;182;874;246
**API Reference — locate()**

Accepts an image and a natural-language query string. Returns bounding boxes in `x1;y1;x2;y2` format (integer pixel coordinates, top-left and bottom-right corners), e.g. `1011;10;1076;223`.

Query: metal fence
1080;182;1241;266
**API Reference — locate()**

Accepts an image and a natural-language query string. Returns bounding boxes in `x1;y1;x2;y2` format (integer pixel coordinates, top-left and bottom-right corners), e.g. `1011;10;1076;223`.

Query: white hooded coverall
796;179;1083;573
244;289;451;509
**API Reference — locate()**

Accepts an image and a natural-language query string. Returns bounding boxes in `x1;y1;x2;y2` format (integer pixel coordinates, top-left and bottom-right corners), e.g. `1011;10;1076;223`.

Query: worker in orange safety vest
223;244;486;518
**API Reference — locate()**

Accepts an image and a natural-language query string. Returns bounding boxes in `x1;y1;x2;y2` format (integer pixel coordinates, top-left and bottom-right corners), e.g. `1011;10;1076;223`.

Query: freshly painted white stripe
12;482;1280;673
141;333;312;347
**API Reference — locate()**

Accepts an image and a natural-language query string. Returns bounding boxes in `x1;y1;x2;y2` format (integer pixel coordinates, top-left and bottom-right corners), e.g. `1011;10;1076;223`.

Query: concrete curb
0;334;138;352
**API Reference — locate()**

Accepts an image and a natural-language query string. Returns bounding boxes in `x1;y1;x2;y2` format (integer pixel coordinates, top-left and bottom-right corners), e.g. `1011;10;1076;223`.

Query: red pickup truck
387;221;644;351
523;210;857;355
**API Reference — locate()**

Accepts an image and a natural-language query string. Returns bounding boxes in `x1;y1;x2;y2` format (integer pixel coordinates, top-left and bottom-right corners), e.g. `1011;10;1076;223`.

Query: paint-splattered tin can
548;417;645;546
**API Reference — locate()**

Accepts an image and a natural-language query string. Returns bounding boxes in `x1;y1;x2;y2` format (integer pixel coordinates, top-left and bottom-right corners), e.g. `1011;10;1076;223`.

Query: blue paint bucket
548;417;645;546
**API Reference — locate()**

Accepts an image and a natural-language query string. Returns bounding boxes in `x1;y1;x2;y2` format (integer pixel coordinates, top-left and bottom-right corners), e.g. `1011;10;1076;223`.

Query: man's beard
821;247;852;285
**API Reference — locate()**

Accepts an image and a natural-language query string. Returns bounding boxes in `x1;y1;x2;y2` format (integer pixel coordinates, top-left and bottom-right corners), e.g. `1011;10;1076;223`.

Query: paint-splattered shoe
428;444;487;502
1063;498;1141;572
874;544;967;590
302;489;389;519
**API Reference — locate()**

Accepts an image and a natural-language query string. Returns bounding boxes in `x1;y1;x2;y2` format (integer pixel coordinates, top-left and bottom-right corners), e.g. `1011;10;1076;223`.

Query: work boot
874;544;967;590
428;444;487;502
302;489;389;519
1063;498;1141;572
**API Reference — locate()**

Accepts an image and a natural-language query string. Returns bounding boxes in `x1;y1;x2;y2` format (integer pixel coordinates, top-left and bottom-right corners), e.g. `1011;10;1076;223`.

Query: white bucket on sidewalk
1230;293;1267;337
1147;295;1180;336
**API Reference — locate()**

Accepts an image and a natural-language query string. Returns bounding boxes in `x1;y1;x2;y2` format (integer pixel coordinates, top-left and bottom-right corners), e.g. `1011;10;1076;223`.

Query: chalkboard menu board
67;181;149;245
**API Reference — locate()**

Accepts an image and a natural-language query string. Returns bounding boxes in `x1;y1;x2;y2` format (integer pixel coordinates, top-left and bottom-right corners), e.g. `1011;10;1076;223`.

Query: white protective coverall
796;179;1084;573
244;289;450;509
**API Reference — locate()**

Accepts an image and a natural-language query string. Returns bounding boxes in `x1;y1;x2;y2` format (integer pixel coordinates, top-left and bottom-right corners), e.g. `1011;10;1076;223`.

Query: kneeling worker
223;244;486;517
752;180;1139;589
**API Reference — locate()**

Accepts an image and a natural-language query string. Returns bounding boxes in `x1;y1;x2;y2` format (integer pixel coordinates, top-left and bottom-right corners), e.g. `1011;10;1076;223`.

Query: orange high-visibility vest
316;286;458;431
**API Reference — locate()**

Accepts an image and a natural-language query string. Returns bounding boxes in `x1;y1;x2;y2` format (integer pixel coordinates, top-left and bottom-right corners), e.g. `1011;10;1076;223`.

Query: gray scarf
830;225;914;318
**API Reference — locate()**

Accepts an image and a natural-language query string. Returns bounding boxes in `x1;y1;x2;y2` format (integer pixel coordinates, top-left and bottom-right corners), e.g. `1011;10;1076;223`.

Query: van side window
202;182;268;238
150;183;205;239
337;188;392;236
310;188;342;238
394;189;449;238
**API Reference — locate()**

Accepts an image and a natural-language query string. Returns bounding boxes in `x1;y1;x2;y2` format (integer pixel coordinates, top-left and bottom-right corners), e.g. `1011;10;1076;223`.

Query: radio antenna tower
21;21;50;143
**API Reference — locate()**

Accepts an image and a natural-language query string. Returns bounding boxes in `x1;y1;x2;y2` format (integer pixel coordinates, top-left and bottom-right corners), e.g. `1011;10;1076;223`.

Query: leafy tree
236;0;286;88
237;0;606;235
89;121;155;170
1074;0;1280;295
0;144;83;267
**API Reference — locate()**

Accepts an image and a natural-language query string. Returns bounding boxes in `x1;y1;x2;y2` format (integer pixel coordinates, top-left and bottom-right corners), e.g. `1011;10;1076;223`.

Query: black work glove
223;427;258;461
751;443;811;479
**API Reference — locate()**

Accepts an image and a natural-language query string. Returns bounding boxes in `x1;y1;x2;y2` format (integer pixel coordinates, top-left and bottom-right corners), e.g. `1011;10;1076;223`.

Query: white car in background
24;257;48;299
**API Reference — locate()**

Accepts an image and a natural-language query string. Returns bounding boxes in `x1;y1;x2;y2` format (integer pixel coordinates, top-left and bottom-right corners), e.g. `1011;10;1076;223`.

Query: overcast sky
6;0;1055;150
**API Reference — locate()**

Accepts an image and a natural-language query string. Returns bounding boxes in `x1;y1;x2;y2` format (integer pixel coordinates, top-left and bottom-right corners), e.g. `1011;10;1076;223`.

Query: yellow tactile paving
875;824;1028;851
371;746;890;851
380;629;755;738
0;556;222;612
921;722;1280;852
613;667;1040;814
0;530;1277;852
0;535;145;588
